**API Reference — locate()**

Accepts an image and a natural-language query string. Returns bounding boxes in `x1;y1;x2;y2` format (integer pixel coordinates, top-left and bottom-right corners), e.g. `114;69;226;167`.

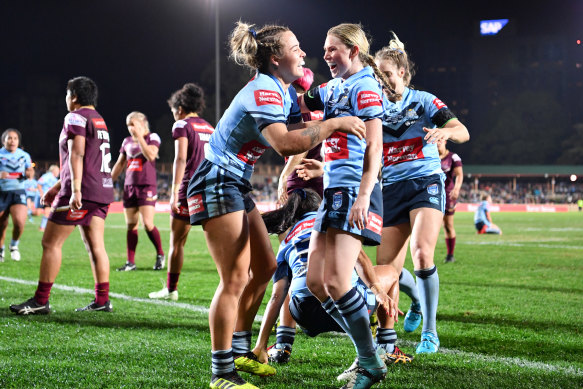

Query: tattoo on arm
301;125;320;147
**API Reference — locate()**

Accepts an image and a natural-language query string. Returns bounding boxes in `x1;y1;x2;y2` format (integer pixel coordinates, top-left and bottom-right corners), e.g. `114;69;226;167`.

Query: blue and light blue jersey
381;88;456;185
38;171;59;194
474;201;490;225
274;211;358;299
23;178;38;198
304;67;383;189
205;72;300;182
0;148;32;191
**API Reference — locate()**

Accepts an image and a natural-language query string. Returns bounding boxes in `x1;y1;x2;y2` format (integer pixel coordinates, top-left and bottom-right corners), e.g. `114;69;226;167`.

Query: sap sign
480;19;509;35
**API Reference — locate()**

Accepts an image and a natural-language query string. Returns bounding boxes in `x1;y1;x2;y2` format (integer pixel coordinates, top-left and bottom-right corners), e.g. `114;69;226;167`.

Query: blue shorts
0;190;27;212
382;174;445;227
187;159;254;225
314;184;383;246
289;280;377;337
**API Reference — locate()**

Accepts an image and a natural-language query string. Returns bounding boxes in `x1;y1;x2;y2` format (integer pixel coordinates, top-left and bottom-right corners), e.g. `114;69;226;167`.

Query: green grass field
1;212;582;388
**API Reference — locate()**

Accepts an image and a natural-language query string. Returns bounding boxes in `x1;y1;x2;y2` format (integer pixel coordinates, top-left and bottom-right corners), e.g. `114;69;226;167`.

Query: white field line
461;241;583;250
2;276;582;378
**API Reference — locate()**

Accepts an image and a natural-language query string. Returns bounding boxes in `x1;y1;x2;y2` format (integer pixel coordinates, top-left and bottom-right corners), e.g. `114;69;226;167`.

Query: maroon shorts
123;185;157;208
170;197;190;222
444;191;457;216
49;198;109;226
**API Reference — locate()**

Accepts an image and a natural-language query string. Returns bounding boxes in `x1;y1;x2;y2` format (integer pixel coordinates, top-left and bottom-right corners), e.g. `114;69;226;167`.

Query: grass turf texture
1;212;582;388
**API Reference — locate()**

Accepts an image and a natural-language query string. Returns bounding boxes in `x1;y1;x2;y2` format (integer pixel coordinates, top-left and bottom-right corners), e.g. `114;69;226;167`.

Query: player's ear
270;54;280;70
350;45;360;60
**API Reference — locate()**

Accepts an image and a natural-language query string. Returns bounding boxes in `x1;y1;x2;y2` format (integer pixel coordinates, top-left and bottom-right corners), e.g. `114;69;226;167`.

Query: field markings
2;275;582;378
462;241;583;250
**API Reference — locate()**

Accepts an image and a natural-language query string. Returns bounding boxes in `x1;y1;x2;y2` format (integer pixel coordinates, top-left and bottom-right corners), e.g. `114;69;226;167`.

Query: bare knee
412;247;435;269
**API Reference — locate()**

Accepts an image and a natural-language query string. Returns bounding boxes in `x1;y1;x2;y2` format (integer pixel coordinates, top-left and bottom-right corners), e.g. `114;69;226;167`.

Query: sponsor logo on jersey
382;137;424;166
191;122;214;133
319;83;328;89
332;191;343;210
357;91;382;110
427;184;439;195
432;98;446;110
284;218;315;244
66;209;88;220
127;158;143;171
366;211;382;234
254;90;283;107
66;113;87;128
237;140;269;165
188;194;205;215
324;132;349;162
310;111;324;120
92;118;108;129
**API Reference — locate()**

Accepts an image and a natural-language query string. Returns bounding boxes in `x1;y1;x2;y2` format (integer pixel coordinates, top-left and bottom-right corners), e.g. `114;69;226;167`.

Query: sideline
2;275;582;378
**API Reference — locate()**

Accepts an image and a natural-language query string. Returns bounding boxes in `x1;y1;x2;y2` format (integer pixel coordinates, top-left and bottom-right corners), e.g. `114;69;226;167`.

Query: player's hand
70;191;82;210
333;116;366;140
170;193;180;214
0;171;8;179
423;127;450;144
450;188;460;202
375;292;402;322
278;179;288;204
41;187;57;206
251;347;268;364
295;158;324;181
348;194;369;230
129;120;146;138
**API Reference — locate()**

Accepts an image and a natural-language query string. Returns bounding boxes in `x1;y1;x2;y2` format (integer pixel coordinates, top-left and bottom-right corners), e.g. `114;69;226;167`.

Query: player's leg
139;204;165;269
409;207;443;353
443;212;456;263
9;220;75;314
149;215;189;300
233;207;277;376
8;203;27;261
119;206;139;271
77;215;112;312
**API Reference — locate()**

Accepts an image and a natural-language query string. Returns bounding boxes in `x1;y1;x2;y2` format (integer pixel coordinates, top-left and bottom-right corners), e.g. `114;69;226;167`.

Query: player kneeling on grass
252;189;412;379
474;194;502;235
10;76;114;315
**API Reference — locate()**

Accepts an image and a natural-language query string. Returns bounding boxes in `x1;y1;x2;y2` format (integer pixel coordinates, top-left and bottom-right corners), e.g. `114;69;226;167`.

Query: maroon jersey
57;108;114;204
172;116;214;199
440;151;462;193
286;111;324;196
119;133;161;186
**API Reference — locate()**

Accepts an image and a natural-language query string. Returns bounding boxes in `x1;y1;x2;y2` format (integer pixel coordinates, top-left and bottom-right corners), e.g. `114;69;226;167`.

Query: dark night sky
1;0;581;164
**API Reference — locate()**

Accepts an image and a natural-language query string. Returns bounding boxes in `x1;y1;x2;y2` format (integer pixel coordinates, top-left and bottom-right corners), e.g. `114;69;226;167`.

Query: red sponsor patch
187;194;205;216
178;205;190;217
323;132;349;162
366;211;382;235
319;83;328;88
66;209;88;221
6;172;23;179
383;137;424;166
92;118;108;129
432;98;446;110
127;158;143;171
191;123;214;133
284;218;315;244
237;140;269;165
254;90;283;107
310;111;324;120
357;91;382;110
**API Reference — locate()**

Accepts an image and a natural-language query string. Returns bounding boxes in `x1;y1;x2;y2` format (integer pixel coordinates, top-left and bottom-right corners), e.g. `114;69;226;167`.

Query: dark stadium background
1;0;581;170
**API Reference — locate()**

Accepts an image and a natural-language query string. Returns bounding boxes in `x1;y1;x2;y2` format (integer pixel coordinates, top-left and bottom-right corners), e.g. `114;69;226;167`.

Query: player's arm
252;277;291;363
349;118;382;230
451;165;463;201
68;135;85;210
111;153;127;182
277;151;308;203
262;117;365;157
424;118;469;145
170;137;188;213
135;134;159;162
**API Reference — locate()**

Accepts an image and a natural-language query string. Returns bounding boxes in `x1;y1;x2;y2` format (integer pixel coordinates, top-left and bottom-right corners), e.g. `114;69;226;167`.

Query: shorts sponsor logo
102;177;113;188
187;194;205;215
357;91;382;110
366;211;382;234
178;205;189;216
427;184;439;195
432;98;446;110
429;196;439;205
332;191;343;210
254;90;283;106
383;137;424;166
237;140;269;165
127;158;143;171
324;132;349;161
328;211;340;218
66;209;88;221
